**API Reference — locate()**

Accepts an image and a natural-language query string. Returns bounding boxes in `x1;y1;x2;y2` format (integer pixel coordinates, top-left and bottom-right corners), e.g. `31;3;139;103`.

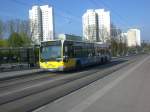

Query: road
34;54;150;112
0;57;129;110
0;54;149;112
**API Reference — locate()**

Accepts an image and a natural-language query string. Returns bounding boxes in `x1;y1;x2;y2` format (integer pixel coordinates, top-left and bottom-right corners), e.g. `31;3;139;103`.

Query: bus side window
68;45;74;58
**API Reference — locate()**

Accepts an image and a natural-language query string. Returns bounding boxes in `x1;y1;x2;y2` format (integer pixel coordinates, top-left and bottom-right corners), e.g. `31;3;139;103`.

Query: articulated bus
40;40;111;71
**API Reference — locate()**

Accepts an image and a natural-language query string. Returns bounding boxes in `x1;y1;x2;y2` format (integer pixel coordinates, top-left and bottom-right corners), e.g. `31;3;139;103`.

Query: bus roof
41;39;110;48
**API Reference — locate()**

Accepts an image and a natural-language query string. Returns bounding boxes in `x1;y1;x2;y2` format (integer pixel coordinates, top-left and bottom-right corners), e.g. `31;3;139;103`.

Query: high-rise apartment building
95;9;110;42
127;29;141;47
29;5;54;45
40;5;54;41
29;6;42;44
82;9;98;42
82;9;110;42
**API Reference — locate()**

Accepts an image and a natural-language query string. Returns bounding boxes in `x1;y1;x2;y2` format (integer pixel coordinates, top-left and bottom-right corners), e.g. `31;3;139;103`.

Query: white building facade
82;9;98;42
40;5;54;41
95;9;110;42
82;9;110;42
121;33;127;44
29;6;42;44
127;29;141;47
29;5;54;44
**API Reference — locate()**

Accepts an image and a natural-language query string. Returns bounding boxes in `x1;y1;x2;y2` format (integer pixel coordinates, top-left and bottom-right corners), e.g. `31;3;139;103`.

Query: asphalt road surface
34;54;150;112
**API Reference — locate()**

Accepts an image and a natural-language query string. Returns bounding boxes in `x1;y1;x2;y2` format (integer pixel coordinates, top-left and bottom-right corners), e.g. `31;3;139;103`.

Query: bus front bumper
41;66;66;72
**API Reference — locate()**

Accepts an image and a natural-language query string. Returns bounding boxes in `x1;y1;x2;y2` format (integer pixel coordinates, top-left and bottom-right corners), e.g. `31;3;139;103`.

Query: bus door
63;41;76;68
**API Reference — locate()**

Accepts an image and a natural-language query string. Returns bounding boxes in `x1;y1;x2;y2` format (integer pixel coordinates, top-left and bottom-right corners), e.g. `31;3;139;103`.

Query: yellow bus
40;40;111;71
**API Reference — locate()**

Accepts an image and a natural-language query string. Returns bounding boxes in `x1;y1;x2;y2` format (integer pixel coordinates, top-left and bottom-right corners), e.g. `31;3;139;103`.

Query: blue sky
0;0;149;41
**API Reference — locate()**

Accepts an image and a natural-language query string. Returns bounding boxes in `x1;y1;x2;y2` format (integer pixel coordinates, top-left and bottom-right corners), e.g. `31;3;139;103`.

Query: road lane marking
69;56;150;112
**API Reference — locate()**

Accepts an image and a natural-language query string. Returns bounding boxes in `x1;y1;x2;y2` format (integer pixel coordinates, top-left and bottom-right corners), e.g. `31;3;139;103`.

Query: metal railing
0;47;39;71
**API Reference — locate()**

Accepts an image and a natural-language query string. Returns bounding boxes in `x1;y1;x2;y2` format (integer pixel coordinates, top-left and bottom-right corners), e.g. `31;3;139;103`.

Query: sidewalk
0;68;43;81
0;63;32;72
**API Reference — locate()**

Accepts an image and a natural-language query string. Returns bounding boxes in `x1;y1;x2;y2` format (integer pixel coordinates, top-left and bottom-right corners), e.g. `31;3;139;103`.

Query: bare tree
98;27;110;43
110;23;128;56
28;19;38;45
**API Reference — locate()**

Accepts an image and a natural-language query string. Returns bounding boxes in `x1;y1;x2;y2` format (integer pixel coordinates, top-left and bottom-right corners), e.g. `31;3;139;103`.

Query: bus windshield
40;45;61;61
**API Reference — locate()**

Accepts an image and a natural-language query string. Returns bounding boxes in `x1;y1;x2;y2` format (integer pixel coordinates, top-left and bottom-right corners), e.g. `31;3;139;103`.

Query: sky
0;0;149;41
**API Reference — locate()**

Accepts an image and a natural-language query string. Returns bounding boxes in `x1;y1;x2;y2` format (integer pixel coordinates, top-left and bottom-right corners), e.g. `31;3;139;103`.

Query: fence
0;47;39;71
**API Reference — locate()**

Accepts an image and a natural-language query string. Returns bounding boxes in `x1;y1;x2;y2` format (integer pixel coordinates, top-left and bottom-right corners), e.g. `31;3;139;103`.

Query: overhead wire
89;0;131;30
5;0;80;24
